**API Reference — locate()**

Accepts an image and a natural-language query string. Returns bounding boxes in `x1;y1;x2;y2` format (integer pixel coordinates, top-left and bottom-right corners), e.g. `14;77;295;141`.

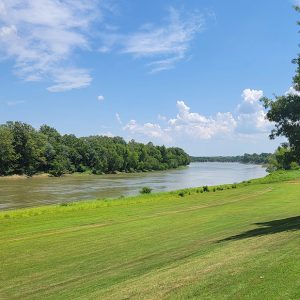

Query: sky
0;0;299;156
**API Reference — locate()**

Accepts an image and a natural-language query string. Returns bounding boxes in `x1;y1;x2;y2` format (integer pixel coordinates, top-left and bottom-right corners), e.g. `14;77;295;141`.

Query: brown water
0;162;267;210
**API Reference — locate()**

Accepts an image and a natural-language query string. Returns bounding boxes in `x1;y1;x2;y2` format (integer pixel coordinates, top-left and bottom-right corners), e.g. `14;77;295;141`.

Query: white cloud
123;89;273;143
101;131;114;137
7;100;25;106
47;68;92;92
241;89;263;103
116;112;122;125
285;86;300;96
97;95;105;101
236;88;270;134
158;114;167;121
168;101;237;139
0;0;98;91
101;7;204;73
123;101;236;142
123;120;172;142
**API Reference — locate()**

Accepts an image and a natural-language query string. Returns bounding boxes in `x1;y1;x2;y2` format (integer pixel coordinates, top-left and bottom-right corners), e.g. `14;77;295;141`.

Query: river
0;162;267;210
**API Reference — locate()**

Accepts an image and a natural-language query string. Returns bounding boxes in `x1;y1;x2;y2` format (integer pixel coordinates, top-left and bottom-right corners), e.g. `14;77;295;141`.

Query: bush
290;162;300;170
203;185;209;192
60;202;72;207
178;191;186;197
140;186;152;194
231;184;237;189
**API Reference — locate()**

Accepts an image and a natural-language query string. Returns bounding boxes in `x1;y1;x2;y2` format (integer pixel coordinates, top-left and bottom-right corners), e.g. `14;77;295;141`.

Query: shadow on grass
219;216;300;242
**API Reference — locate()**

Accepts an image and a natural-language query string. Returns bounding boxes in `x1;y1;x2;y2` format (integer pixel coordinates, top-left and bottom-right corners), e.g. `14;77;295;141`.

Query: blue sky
0;0;299;155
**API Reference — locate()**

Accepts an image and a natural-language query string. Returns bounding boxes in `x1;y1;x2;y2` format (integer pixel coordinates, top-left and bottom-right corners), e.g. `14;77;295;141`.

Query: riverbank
0;162;267;210
0;165;190;180
1;170;300;299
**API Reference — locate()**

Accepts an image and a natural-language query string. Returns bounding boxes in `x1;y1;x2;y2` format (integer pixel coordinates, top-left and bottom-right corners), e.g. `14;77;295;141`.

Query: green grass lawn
1;171;300;299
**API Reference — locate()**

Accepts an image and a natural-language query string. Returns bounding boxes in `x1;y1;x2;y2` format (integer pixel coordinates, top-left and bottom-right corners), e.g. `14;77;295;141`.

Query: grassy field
1;171;300;299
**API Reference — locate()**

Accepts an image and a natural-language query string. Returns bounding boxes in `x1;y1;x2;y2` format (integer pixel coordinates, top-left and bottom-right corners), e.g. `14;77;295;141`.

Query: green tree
262;6;300;164
49;155;71;177
0;126;17;175
6;122;47;175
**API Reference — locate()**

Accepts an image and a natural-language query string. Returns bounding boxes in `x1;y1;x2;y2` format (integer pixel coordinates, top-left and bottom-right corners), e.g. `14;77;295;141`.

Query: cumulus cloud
97;95;105;101
168;101;237;139
123;120;172;142
0;0;97;91
285;86;300;96
236;88;270;134
123;88;272;143
241;89;263;103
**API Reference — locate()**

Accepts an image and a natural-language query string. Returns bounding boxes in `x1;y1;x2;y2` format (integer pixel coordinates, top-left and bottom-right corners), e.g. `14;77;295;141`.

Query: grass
1;170;300;299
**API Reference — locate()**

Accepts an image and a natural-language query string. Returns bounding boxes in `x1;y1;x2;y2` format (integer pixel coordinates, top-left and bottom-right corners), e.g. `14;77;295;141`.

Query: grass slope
1;171;300;299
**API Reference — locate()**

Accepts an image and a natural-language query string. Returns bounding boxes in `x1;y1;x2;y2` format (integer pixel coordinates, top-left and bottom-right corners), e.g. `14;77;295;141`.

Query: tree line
0;122;190;177
190;153;272;164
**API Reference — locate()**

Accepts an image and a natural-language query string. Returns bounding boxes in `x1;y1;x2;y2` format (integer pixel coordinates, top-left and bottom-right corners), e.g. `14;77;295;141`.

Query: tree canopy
261;5;300;169
0;122;190;177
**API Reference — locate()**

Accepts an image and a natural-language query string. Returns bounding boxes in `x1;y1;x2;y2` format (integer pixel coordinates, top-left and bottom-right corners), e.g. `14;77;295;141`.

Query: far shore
0;162;265;180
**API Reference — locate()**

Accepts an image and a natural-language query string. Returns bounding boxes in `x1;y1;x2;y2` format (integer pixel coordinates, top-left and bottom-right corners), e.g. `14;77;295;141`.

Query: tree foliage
261;5;300;168
190;153;272;164
0;122;190;177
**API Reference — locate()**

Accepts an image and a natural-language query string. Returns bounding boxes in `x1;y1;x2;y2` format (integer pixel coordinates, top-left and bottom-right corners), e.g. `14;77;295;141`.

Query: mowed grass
1;171;300;299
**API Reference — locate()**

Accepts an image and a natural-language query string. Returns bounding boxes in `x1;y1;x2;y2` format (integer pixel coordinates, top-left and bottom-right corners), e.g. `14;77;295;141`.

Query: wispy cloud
116;112;122;125
0;3;206;90
7;100;25;106
0;0;98;92
101;7;204;73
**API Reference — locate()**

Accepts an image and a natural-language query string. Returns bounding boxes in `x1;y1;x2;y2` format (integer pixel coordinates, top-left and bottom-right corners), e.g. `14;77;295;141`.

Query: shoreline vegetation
1;170;297;215
0;161;264;180
190;153;272;164
0;122;190;177
1;170;300;299
0;165;190;180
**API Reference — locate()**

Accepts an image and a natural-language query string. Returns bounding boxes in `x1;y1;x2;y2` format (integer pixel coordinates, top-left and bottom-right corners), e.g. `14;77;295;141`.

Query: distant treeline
0;122;190;177
190;153;272;164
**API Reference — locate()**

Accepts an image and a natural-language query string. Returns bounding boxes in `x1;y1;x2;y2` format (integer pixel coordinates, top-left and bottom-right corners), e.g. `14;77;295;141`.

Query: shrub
290;162;300;170
178;191;186;197
60;202;72;207
203;185;209;192
231;184;237;189
140;186;152;194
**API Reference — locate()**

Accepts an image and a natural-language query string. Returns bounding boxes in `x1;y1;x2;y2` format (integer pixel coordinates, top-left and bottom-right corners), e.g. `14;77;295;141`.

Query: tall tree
262;6;300;163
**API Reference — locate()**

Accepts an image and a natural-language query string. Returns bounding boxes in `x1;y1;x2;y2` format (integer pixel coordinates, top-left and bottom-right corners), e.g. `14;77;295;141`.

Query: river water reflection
0;162;267;210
